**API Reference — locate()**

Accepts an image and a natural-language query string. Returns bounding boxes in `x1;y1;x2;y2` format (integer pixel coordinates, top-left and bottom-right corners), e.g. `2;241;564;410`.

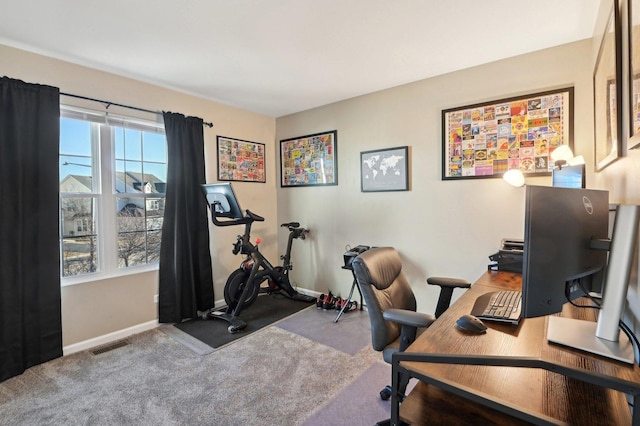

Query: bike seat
281;222;300;228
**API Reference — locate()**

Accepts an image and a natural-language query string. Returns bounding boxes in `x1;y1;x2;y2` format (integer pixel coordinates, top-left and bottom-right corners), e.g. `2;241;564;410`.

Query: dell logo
583;196;594;214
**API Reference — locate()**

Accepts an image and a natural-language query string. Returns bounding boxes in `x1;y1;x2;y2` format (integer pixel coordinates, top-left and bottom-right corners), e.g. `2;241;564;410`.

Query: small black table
334;265;364;322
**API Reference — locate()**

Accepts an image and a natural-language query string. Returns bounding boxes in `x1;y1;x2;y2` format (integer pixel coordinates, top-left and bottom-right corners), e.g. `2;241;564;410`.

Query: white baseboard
212;287;321;309
63;320;158;356
296;287;321;298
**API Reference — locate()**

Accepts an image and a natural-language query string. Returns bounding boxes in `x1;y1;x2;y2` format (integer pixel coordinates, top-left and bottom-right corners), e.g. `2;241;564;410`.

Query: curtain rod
60;92;214;128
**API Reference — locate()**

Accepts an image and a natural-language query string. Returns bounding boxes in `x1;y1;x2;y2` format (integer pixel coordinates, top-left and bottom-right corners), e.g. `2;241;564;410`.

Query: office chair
351;246;471;402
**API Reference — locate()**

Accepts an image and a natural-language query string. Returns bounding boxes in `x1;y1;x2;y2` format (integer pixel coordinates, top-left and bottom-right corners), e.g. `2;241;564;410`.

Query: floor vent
90;339;130;355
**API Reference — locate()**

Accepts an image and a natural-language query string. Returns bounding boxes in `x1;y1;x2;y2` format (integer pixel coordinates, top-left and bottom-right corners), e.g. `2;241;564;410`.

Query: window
76;219;89;233
59;107;167;279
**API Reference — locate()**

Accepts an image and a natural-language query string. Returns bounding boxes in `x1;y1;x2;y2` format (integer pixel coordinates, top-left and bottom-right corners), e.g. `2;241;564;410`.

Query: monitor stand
548;204;640;365
547;316;634;364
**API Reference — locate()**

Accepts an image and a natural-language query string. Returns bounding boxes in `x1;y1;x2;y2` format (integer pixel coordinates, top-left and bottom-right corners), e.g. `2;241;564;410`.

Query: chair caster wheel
380;385;392;401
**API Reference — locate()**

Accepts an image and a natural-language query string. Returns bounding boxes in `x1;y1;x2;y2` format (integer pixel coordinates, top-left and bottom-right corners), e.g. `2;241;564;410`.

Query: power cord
565;279;601;310
619;320;640;367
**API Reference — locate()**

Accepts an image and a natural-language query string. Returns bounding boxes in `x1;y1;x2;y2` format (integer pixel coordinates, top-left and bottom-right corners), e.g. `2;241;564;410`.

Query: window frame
60;105;167;286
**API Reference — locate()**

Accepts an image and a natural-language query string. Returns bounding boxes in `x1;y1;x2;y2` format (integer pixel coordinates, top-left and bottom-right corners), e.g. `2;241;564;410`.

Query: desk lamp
503;146;585;188
550;145;585;169
503;169;526;187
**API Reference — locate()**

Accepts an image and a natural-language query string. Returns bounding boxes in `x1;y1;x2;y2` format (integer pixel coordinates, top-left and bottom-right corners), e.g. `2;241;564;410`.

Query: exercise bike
201;183;315;333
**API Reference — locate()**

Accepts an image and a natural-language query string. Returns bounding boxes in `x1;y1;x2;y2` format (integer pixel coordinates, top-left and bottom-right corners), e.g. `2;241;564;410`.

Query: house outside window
76;218;89;233
59;106;167;280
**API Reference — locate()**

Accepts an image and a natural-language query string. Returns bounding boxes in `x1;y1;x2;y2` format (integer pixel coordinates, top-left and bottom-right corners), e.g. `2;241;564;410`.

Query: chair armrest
427;277;471;289
383;308;435;329
427;277;471;318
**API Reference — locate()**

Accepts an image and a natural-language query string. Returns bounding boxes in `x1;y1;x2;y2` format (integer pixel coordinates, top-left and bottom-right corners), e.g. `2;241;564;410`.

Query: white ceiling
0;0;600;118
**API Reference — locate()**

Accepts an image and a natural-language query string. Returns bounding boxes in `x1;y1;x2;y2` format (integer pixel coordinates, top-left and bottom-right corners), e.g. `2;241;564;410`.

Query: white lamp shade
567;155;585;166
550;145;574;163
503;169;525;187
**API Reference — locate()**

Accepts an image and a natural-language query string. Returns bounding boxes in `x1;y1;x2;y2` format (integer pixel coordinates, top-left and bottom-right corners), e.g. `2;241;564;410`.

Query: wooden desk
393;271;640;425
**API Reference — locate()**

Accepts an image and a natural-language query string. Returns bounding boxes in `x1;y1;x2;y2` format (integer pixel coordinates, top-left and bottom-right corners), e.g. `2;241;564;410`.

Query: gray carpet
0;306;394;425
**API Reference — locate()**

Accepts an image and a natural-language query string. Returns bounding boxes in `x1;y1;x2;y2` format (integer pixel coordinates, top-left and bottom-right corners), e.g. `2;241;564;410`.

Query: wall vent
90;339;130;355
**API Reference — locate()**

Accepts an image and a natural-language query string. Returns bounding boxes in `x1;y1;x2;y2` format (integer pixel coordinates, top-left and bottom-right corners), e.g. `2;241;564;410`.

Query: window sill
61;264;159;287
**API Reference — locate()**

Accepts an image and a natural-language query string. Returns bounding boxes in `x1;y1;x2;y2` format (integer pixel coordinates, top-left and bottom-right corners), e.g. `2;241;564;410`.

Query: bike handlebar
210;206;264;227
246;210;265;222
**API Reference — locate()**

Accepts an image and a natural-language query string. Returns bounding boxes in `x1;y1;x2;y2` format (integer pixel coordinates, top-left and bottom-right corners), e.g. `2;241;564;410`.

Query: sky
59;117;167;190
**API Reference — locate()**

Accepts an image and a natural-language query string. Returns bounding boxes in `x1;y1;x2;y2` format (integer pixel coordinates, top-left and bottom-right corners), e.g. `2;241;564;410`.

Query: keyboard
470;290;522;324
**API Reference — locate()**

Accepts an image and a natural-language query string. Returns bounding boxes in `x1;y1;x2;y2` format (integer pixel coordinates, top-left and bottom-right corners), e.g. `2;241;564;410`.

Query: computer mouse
456;314;487;334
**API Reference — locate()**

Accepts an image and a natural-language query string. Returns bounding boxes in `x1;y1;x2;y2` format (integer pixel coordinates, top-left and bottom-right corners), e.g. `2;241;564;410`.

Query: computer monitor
521;186;608;318
201;183;244;219
552;163;585;188
521;185;639;363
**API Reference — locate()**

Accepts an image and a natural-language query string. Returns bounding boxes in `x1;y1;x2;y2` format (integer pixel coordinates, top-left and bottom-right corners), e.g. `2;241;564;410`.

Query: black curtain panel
158;112;214;323
0;77;62;383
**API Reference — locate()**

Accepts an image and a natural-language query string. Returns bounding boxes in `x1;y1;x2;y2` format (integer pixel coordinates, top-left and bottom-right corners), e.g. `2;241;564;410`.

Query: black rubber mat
174;293;313;348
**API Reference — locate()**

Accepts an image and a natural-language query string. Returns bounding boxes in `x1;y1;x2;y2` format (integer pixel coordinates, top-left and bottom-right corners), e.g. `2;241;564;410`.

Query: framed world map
361;146;409;192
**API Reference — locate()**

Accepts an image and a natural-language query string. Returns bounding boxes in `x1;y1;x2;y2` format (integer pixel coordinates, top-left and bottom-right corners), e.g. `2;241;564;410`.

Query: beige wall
276;39;600;314
0;44;278;348
276;0;640;325
3;0;640;349
592;0;640;329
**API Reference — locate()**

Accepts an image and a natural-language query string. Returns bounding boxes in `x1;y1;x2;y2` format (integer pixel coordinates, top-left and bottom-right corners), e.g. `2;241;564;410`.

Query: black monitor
521;185;638;363
552;163;585;189
201;183;244;219
521;186;609;318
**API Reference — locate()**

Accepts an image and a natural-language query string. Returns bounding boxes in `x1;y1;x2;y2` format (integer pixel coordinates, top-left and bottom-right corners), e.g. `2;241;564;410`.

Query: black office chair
351;246;471;402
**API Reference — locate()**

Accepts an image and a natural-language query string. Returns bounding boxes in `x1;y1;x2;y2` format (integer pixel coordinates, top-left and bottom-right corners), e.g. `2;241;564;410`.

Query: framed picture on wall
593;0;622;169
217;136;266;183
442;87;574;180
280;130;337;187
360;146;409;192
629;0;640;149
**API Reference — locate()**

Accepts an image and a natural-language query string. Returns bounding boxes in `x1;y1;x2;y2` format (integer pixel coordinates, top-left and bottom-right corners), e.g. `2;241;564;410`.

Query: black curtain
158;112;214;323
0;77;62;383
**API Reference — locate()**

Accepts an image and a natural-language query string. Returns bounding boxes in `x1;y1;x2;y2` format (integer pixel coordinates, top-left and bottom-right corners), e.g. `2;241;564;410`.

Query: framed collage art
217;136;266;183
593;0;622;170
629;0;640;148
280;130;337;187
442;87;574;180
